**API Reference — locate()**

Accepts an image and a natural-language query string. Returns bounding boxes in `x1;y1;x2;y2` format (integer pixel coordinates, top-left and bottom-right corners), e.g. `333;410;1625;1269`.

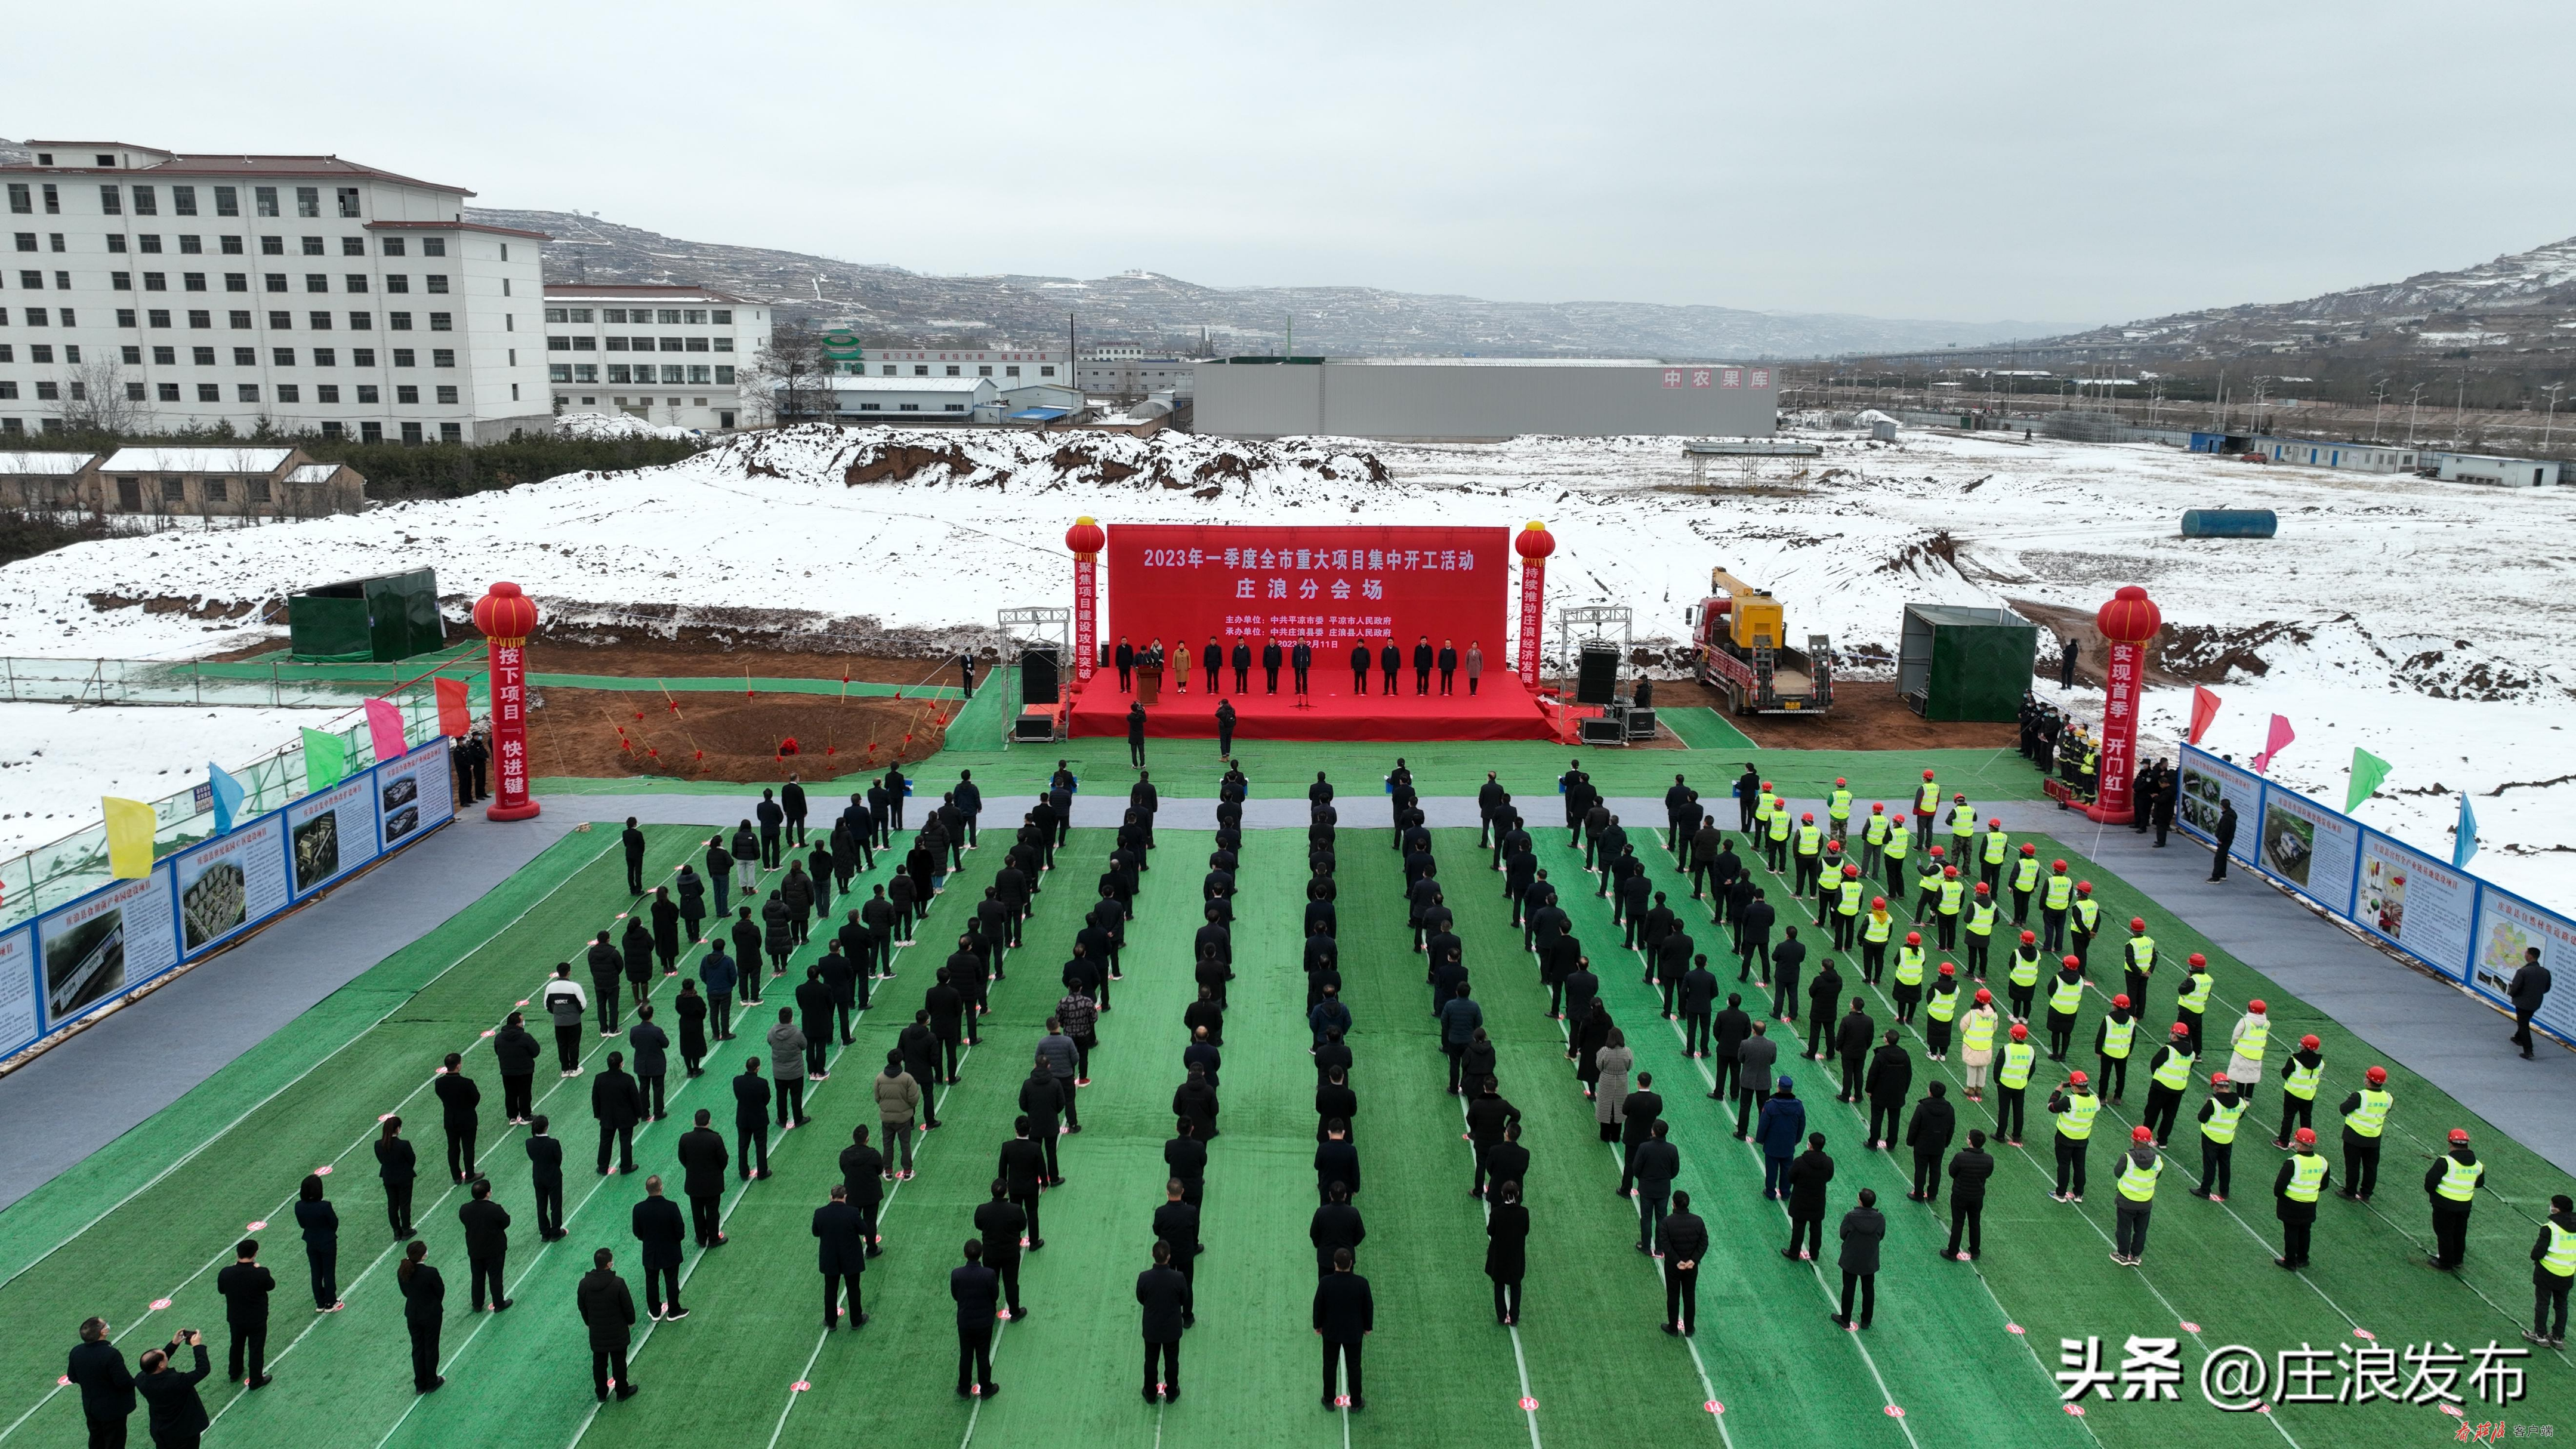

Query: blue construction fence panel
0;736;459;1060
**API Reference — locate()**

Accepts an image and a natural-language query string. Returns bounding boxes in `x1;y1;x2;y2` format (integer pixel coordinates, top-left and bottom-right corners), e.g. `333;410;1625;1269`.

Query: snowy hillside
1;423;2568;907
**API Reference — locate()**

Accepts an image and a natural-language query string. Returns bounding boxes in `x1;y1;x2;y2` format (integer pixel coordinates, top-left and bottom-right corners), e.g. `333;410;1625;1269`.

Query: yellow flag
103;796;156;879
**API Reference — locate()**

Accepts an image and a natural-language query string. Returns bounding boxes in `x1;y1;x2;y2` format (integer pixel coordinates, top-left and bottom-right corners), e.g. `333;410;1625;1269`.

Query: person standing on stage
1466;642;1483;696
1412;635;1433;694
1264;637;1284;693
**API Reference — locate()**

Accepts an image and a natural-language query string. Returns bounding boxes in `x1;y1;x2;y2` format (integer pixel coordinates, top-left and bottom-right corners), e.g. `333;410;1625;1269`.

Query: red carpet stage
1066;671;1563;742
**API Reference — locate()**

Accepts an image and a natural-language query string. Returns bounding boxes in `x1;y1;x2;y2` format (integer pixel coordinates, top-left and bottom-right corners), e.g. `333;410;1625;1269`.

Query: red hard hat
2365;1065;2386;1084
2132;1126;2152;1142
1843;864;1859;877
1929;846;1946;858
2248;1000;2266;1013
1988;817;2001;828
2021;843;2037;855
1802;812;1814;822
2130;917;2146;932
1906;932;1921;945
2070;1070;2090;1085
1975;988;1991;1004
1871;896;1887;908
1827;840;1843;852
2112;994;2131;1009
1924;770;1936;780
2020;930;2037;944
2448;1128;2470;1144
1939;962;1956;976
1872;802;1886;812
2293;1127;2316;1145
1954;793;1967;802
2052;859;2068;870
2210;1071;2228;1086
1835;778;1847;787
1975;881;1991;894
2171;1022;2191;1036
2300;1034;2321;1050
2010;1023;2029;1040
2188;953;2206;968
2062;955;2081;970
1762;781;1773;791
2077;881;2093;893
1944;866;1960;878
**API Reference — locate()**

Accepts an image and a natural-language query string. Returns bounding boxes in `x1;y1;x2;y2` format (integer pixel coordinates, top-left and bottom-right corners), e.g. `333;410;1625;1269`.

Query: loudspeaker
1578;715;1627;745
1020;647;1060;705
1575;645;1619;706
1013;713;1057;742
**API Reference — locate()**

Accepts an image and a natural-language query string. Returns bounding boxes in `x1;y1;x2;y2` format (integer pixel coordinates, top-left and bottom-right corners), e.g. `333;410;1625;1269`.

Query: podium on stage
1137;664;1163;705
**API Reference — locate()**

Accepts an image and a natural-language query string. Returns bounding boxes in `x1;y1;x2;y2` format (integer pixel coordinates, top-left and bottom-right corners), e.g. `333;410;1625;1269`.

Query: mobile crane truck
1687;566;1834;716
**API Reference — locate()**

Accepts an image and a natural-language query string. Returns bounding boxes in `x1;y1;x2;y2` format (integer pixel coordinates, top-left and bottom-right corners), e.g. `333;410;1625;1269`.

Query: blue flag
208;761;246;836
2454;794;2478;870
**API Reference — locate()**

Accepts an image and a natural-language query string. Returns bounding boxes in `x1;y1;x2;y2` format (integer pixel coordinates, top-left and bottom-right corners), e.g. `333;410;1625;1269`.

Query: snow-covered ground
0;703;351;858
0;423;2566;907
555;411;702;442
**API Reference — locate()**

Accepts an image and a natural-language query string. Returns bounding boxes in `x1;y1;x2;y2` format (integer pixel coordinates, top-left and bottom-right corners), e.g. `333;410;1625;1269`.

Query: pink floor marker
1518;1396;1538;1411
150;1299;171;1311
2006;1322;2025;1334
316;1165;334;1175
1704;1401;1723;1415
2065;1404;2087;1417
2353;1328;2375;1341
1884;1405;1906;1418
791;1381;809;1392
2179;1320;2199;1333
247;1220;266;1231
1334;1395;1351;1409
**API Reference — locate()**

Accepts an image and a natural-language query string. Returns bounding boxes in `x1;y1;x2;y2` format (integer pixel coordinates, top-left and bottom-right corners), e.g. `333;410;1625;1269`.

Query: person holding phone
135;1330;212;1449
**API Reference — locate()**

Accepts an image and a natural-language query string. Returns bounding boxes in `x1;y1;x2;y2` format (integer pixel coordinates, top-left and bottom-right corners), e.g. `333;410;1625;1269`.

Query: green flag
301;727;348;792
2346;747;2391;813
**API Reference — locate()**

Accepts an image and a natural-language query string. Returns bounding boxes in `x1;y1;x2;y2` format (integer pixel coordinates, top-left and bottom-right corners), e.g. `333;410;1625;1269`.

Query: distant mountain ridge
465;206;2074;359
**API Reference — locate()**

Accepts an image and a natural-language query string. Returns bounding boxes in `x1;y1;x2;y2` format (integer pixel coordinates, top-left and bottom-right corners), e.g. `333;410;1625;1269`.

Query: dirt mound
529;687;954;785
846;442;981;487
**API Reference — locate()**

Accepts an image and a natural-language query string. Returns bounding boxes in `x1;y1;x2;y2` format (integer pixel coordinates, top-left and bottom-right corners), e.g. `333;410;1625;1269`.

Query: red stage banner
1105;525;1509;659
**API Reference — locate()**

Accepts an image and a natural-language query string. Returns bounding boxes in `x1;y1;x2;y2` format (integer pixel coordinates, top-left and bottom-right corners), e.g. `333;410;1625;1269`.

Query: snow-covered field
0;703;350;858
0;422;2566;907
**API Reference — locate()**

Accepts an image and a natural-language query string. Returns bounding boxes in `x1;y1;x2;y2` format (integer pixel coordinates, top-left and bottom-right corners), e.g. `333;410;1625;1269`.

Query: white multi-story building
856;347;1067;385
542;283;771;430
0;141;551;442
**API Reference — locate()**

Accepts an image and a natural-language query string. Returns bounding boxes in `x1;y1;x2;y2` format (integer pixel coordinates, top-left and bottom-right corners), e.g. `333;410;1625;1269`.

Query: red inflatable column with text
1066;516;1106;685
2086;584;2162;824
1513;520;1554;687
472;581;543;822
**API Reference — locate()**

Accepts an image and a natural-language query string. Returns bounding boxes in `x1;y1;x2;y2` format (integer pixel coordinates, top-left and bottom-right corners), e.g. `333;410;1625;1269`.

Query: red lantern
2086;585;2162;826
1067;515;1105;685
1513;520;1557;560
2095;584;2162;645
1063;517;1107;557
470;581;541;822
1513;520;1555;686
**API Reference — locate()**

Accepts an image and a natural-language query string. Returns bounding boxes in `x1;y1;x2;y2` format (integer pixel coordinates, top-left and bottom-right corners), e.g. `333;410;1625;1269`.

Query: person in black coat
1485;1180;1529;1325
1942;1130;1997;1259
133;1333;211;1445
1865;1032;1912;1149
1784;1134;1834;1260
1127;701;1149;769
397;1241;444;1393
622;815;648;894
1411;635;1433;694
375;1118;417;1240
578;1249;639;1401
526;1117;566;1242
1137;1240;1193;1402
2210;799;2238;881
292;1174;341;1311
432;1053;483;1185
492;1012;541;1124
1214;698;1237;759
631;1177;687;1320
998;1118;1050;1252
1347;642;1371;695
1904;1083;1957;1203
1834;1189;1887;1330
1377;637;1400;695
67;1316;137;1446
592;1052;643;1175
1151;1179;1202;1300
814;1185;870;1328
1310;1179;1365;1280
952;1240;1002;1399
458;1180;513;1314
212;1238;275;1391
732;1058;772;1180
1658;1189;1708;1335
1315;1120;1360;1203
1315;1249;1372;1410
676;1109;730;1248
1262;637;1284;693
1165;1120;1209;1207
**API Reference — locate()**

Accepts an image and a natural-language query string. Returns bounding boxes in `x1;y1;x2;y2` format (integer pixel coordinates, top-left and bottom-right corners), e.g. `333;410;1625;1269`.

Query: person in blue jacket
1755;1075;1807;1200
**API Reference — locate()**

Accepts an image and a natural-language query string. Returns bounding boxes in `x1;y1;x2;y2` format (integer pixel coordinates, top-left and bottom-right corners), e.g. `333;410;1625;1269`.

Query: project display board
2175;750;2263;863
2353;833;2476;979
0;738;458;1060
2254;788;2361;911
1105;525;1510;659
2472;890;2576;1044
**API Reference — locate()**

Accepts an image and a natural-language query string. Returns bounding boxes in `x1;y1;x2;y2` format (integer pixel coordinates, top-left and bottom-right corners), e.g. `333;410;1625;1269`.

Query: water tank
2180;508;2278;539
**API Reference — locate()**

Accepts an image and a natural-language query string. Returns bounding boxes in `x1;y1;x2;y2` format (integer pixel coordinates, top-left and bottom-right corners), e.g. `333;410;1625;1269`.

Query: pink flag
364;697;408;765
2250;713;2295;774
2187;686;2222;745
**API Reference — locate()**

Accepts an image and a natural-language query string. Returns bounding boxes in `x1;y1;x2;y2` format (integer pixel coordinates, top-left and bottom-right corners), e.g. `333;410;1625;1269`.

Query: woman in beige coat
1960;987;2001;1102
1594;1028;1634;1141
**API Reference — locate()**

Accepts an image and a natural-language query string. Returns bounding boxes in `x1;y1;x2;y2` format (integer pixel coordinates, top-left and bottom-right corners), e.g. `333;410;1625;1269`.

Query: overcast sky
11;1;2575;328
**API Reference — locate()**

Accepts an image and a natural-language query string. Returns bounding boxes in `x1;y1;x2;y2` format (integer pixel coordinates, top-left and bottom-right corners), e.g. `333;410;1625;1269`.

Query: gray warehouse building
1191;357;1778;441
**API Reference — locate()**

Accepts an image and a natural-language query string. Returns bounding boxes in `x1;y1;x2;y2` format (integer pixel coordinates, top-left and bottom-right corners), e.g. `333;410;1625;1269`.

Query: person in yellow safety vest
2040;859;2074;952
2121;918;2158;1022
2068;882;2101;975
2047;1069;2100;1201
1859;898;1895;984
2093;992;2139;1103
2273;1126;2333;1268
2010;843;2043;926
1962;884;1998;979
1935;867;1967;951
1994;1023;2037;1143
2140;1022;2195;1145
1764;796;1792;871
2173;952;2214;1056
1880;815;1911;899
1913;846;1946;921
1816;840;1847;920
1960;988;2000;1101
2528;1191;2575;1348
1861;803;1892;875
2079;738;2102;802
1832;867;1865;951
1978;818;2010;892
2228;998;2270;1087
1827;779;1853;840
1892;933;1926;1023
2006;930;2044;1022
2270;1032;2323;1148
1924;963;1962;1060
2112;1124;2162;1266
2190;1072;2244;1201
1913;769;1941;848
2044;957;2086;1062
2335;1064;2393;1203
2427;1127;2484;1272
1948;794;1977;850
1793;813;1825;895
1752;780;1774;840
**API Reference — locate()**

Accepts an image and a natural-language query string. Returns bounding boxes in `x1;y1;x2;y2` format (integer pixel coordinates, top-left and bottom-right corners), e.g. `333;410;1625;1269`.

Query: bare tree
752;322;837;426
53;357;140;435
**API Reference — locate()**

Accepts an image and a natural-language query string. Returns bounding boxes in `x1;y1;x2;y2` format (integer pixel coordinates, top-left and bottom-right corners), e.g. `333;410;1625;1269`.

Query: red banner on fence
1103;524;1509;662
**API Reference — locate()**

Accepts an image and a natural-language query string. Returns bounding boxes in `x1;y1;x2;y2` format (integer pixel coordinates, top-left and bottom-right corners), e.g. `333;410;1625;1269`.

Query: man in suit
1905;1082;1958;1203
1658;1191;1708;1336
1465;1077;1522;1198
1315;1120;1360;1203
1942;1129;1998;1260
732;1057;772;1181
1833;1188;1887;1330
1315;1248;1372;1410
632;1176;687;1321
67;1316;137;1447
592;1050;643;1175
458;1182;513;1314
214;1239;276;1388
1165;1118;1208;1207
1483;1123;1531;1200
526;1116;566;1241
952;1240;1002;1399
974;1180;1032;1321
1311;1180;1365;1278
1632;1120;1680;1254
1377;637;1400;695
133;1334;211;1447
814;1185;871;1329
1785;1133;1835;1260
675;1109;729;1248
1152;1179;1202;1306
1865;1031;1912;1151
1138;1240;1193;1402
1619;1072;1664;1195
578;1248;640;1401
998;1115;1050;1249
628;1006;671;1121
1263;637;1284;693
838;1126;885;1256
433;1053;483;1185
